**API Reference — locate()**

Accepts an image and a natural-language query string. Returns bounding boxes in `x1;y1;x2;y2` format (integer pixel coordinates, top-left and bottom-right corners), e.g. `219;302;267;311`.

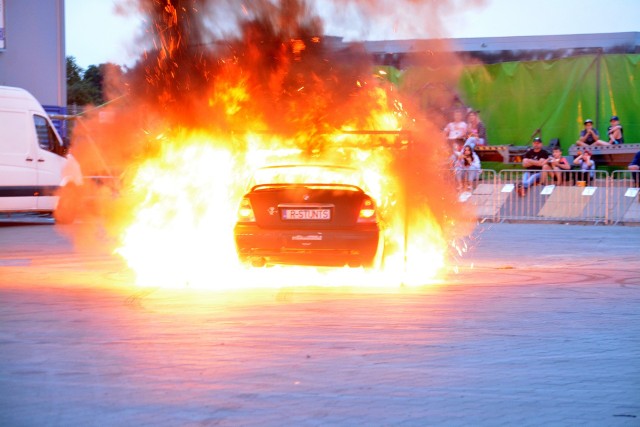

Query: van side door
0;109;38;211
33;114;68;211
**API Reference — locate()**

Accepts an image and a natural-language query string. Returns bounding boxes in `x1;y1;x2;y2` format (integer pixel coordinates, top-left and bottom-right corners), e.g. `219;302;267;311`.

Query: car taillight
237;197;256;223
357;197;377;223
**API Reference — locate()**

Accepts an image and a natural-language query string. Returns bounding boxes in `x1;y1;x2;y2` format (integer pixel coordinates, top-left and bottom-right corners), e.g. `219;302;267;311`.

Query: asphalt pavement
0;220;639;426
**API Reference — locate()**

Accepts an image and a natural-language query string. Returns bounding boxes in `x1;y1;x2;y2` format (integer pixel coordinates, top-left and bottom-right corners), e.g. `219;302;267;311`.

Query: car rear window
252;165;365;188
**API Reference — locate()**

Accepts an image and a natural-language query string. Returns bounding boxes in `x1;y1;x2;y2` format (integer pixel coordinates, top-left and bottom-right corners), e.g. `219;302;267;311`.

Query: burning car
234;164;384;268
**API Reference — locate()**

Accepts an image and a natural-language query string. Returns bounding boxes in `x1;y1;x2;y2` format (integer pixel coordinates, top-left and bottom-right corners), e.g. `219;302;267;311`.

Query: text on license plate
282;208;331;220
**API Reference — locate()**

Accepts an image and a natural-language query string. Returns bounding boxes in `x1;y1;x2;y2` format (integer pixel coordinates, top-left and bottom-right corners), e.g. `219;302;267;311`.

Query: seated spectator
443;109;468;149
573;149;596;185
576;119;610;147
517;137;550;196
455;145;481;192
607;115;624;145
542;146;571;185
463;110;487;149
628;149;640;187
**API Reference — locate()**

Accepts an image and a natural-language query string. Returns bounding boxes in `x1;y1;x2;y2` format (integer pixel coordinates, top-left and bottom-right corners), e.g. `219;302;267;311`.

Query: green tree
83;64;104;105
83;63;126;104
66;56;83;86
66;57;124;106
66;56;95;106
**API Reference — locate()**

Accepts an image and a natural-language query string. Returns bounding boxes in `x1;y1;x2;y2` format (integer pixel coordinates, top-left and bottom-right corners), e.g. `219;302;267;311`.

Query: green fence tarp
598;54;640;140
394;54;640;151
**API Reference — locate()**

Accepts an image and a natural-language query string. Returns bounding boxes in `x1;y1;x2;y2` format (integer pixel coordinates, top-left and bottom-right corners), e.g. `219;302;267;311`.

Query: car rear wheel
250;257;267;268
361;235;386;270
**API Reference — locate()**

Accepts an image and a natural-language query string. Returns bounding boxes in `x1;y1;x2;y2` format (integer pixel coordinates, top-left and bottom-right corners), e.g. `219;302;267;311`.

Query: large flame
67;0;475;290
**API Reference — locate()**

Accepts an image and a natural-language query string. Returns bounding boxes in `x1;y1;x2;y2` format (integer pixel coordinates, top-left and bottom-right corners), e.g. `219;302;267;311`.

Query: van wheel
54;185;78;224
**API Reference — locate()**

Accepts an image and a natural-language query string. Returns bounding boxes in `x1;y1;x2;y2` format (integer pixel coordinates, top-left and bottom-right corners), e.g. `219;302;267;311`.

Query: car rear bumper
234;223;381;267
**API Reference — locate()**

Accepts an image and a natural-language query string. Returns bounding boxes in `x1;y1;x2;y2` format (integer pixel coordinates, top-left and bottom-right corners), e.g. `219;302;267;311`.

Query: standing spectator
443;109;468;149
464;110;487;149
518;137;550;196
628;150;640;187
628;150;640;171
455;145;481;192
576;119;610;147
447;141;462;168
607;115;624;145
573;149;596;185
542;146;571;185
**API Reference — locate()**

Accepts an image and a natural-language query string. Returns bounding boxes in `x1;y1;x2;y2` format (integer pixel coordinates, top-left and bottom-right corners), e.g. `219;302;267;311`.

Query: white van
0;85;83;223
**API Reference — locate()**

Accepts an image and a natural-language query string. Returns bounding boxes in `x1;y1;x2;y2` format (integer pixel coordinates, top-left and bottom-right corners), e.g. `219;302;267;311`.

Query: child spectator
542;146;571;185
573;149;596;185
455;145;481;192
576;119;610;147
607;116;624;145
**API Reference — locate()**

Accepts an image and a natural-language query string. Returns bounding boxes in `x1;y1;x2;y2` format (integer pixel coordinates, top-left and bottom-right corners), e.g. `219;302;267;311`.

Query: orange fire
68;0;474;289
112;125;450;289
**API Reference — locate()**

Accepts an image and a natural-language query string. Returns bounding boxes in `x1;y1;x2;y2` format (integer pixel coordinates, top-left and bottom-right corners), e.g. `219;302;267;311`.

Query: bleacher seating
475;145;542;164
474;145;510;163
568;143;640;167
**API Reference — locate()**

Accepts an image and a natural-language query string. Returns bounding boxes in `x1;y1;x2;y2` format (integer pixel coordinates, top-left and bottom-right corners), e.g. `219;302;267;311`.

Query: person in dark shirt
629;150;640;187
629;151;640;171
517;137;550;196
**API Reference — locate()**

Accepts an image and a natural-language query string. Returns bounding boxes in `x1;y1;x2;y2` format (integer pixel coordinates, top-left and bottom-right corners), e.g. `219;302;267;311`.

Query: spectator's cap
584;119;593;124
533;137;542;142
583;149;592;155
610;115;619;121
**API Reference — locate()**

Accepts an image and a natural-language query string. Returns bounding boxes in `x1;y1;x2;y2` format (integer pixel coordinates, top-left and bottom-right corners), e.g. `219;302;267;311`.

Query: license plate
282;208;331;220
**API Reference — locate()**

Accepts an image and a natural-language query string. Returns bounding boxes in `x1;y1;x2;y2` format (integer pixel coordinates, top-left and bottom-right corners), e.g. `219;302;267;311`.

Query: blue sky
66;0;640;69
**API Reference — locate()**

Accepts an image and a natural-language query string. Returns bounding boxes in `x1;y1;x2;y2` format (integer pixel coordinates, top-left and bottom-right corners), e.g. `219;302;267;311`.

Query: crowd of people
442;109;639;195
516;115;634;195
444;109;486;192
443;109;488;151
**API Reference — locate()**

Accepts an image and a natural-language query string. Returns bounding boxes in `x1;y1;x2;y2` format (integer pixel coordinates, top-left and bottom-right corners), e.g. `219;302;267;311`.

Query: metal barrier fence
454;169;499;220
609;170;640;225
453;169;640;225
